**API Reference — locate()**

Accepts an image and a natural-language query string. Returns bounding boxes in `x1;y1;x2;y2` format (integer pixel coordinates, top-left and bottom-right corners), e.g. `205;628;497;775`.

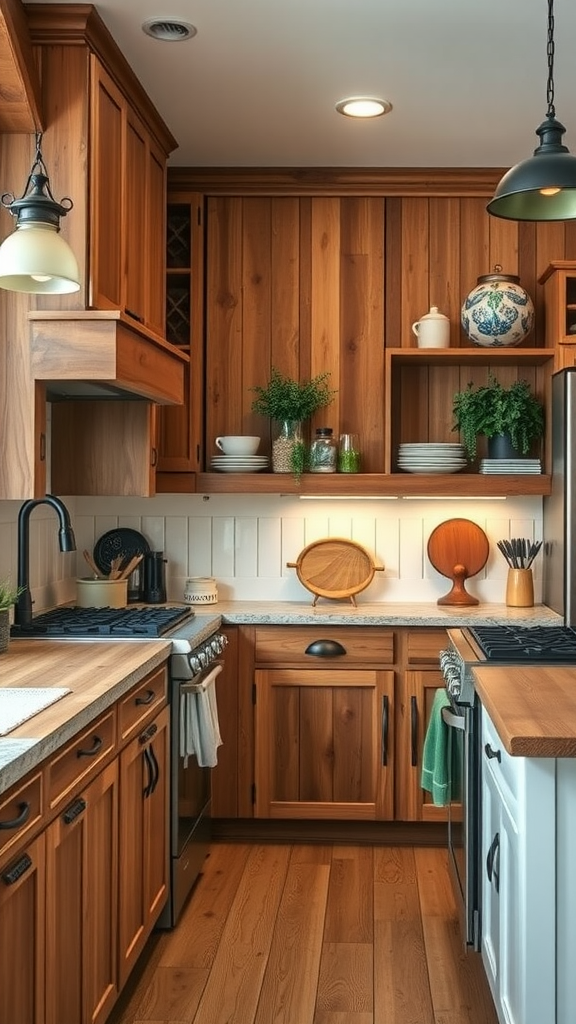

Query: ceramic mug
215;435;260;455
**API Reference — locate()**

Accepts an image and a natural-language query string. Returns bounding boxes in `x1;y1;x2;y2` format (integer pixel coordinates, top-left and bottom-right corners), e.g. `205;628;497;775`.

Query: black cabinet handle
484;743;502;763
486;832;500;893
410;696;418;766
62;797;87;825
0;801;30;831
148;743;160;794
76;735;103;758
2;853;32;886
143;747;154;798
135;689;156;706
304;639;346;657
381;695;389;766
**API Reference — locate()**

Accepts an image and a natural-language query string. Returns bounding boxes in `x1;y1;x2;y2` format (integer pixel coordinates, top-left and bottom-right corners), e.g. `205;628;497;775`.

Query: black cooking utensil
497;537;542;569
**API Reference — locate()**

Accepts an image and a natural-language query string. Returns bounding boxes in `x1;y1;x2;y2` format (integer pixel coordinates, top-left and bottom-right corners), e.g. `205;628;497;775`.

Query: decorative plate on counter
93;528;150;575
287;538;384;606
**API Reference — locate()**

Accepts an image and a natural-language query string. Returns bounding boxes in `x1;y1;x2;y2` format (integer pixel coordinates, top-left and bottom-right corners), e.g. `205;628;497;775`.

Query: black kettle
143;551;167;604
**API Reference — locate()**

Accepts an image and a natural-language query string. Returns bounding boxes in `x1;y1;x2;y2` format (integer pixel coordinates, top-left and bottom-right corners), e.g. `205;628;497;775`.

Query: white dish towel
179;663;223;767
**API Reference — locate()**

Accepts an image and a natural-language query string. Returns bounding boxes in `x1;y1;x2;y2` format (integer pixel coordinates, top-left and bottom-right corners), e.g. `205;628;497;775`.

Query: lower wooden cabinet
0;832;46;1024
45;760;118;1024
118;705;169;986
254;666;395;819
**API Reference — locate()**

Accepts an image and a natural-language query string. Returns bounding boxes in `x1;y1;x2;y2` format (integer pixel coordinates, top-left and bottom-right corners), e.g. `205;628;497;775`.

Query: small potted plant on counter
452;375;544;462
250;367;337;476
0;579;22;653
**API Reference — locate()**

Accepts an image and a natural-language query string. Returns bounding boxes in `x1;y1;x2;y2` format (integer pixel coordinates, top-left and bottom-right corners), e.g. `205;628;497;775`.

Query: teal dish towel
421;688;452;806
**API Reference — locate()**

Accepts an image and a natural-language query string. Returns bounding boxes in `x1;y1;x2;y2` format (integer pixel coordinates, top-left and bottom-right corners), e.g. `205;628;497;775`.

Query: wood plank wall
200;184;576;471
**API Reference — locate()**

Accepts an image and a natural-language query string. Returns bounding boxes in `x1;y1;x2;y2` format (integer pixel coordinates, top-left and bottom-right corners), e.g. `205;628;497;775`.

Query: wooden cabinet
540;260;576;370
45;760;118;1024
220;625;450;824
0;831;45;1024
118;704;169;986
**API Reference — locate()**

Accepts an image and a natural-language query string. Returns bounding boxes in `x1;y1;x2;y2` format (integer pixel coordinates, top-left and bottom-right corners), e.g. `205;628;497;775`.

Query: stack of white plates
479;459;542;475
211;455;269;473
397;442;467;474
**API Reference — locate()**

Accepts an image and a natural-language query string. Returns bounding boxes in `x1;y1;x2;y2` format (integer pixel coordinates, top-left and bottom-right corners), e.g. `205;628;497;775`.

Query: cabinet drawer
118;666;167;743
0;771;43;866
405;629;448;664
47;710;116;810
481;704;522;806
254;627;395;666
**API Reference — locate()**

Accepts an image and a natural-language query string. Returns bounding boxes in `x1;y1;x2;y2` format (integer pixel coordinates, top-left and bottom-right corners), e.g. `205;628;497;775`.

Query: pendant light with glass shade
0;132;80;293
487;0;576;221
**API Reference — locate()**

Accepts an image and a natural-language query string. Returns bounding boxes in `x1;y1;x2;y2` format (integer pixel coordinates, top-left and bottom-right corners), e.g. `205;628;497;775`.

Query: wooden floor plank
125;966;208;1021
323;844;374;943
415;847;499;1024
373;846;435;1024
254;856;331;1024
191;844;291;1024
158;842;252;969
316;942;373;1014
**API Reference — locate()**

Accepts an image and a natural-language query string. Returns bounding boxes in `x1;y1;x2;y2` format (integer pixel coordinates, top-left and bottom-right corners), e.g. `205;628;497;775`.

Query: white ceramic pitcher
411;305;450;348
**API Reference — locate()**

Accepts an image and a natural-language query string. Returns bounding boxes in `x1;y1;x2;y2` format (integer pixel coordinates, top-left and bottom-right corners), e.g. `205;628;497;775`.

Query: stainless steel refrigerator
543;367;576;624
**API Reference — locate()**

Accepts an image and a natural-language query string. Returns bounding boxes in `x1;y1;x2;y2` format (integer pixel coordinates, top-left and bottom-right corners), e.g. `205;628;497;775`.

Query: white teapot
411;305;450;348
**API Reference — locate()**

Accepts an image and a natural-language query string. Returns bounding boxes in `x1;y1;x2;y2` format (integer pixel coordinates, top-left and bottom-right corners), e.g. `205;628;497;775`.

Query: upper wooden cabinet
26;4;177;336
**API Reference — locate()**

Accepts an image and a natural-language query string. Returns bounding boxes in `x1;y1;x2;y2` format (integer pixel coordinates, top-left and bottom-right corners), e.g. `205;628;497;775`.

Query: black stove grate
468;625;576;662
11;605;193;639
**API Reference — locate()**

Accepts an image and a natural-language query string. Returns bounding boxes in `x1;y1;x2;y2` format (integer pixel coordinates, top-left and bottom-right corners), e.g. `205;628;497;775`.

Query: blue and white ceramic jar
461;266;535;347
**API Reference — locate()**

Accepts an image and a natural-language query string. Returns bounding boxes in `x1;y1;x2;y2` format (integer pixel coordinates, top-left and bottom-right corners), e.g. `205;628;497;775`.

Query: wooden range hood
29;310;188;404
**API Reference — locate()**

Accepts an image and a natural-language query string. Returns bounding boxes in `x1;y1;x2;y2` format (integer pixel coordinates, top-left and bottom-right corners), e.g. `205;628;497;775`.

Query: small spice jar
309;427;337;473
338;433;361;473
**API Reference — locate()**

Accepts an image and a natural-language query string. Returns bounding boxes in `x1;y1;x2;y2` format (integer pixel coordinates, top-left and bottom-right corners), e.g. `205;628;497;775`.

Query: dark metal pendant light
488;0;576;221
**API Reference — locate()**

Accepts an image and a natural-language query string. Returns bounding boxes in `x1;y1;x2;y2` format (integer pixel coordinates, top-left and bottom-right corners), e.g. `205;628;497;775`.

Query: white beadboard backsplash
0;493;544;612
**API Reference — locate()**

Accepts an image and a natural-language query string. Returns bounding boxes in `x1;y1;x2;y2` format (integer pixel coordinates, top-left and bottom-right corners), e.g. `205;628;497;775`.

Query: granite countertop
216;599;562;627
473;663;576;759
0;640;171;795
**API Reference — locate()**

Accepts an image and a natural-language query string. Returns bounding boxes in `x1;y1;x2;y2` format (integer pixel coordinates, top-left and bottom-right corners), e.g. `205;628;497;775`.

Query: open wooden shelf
196;472;551;497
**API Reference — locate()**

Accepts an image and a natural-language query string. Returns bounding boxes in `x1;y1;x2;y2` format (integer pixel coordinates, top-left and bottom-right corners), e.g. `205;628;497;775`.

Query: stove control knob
190;654;202;674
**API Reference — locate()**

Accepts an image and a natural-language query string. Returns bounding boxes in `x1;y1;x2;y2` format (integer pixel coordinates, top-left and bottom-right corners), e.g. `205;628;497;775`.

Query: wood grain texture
287;538;383;602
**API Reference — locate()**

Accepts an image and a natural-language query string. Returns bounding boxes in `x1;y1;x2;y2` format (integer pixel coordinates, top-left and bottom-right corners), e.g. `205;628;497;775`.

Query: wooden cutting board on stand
427;518;489;605
287;538;384;605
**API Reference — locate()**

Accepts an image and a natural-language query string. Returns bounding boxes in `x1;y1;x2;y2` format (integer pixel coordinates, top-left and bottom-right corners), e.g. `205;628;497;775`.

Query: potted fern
250;367;336;475
452;375;544;462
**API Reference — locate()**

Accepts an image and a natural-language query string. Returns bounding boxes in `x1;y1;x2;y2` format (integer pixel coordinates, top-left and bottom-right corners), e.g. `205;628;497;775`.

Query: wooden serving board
287;538;384;605
427;518;489;606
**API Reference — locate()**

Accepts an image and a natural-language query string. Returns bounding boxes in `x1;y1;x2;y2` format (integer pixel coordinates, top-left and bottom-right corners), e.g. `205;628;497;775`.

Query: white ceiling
28;0;576;170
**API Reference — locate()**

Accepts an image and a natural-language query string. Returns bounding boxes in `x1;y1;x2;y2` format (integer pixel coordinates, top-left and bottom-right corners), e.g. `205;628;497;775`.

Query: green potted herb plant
250;367;336;476
0;579;21;653
452;375;544;462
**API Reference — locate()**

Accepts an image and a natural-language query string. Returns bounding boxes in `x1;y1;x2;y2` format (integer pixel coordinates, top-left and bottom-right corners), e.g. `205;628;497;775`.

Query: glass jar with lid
309;427;337;473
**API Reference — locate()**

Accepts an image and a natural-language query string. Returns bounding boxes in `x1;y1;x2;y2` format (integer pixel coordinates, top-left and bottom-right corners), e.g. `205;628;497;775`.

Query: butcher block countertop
473;663;576;759
0;640;170;795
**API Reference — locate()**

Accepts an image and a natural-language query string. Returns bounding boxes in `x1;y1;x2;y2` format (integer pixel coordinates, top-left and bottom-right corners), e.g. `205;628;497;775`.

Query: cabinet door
90;59;124;311
118;706;169;986
0;832;46;1024
254;667;394;820
124;105;148;325
45;760;118;1024
396;669;451;821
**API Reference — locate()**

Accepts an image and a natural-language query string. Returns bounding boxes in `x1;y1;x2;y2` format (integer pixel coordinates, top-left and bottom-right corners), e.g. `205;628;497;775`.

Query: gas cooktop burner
468;625;576;662
11;605;193;639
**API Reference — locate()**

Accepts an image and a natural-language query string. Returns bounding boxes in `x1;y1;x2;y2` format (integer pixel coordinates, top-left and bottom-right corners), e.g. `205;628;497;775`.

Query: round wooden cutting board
427;518;489;606
287;538;384;605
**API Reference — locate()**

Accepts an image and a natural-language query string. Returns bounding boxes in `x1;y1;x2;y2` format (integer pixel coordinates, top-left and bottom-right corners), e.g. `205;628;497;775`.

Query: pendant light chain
546;0;555;119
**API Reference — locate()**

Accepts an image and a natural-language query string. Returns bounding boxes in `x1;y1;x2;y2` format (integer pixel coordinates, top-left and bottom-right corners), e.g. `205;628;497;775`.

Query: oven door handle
441;705;466;731
180;662;223;694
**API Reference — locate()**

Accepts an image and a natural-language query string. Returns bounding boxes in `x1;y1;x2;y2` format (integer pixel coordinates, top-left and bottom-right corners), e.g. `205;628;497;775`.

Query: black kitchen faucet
15;494;76;627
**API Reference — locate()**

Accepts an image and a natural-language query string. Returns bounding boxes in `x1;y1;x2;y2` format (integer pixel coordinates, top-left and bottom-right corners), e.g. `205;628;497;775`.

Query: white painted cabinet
480;704;556;1024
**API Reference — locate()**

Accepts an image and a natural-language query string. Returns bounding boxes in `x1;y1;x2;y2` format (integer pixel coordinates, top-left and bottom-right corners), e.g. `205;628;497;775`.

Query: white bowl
215;435;260;456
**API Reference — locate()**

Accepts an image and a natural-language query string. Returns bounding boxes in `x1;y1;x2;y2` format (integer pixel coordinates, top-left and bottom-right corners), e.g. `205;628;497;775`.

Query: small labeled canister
184;577;218;605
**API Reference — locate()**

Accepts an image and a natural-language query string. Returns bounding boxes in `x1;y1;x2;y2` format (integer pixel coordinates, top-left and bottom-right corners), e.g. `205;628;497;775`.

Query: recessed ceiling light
336;97;392;119
142;18;197;42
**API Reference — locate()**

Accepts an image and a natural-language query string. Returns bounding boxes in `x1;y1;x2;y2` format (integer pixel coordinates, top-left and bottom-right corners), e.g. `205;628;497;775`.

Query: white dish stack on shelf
397;442;467;474
211;455;269;473
479;458;542;475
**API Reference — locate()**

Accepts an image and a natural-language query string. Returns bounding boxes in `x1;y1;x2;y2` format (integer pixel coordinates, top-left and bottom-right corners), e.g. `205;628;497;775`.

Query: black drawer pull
486;832;500;893
2;853;32;886
135;689;156;706
304;639;346;658
143;747;154;798
0;801;30;831
484;743;502;763
381;695;389;766
410;696;418;766
62;797;87;824
76;735;103;758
